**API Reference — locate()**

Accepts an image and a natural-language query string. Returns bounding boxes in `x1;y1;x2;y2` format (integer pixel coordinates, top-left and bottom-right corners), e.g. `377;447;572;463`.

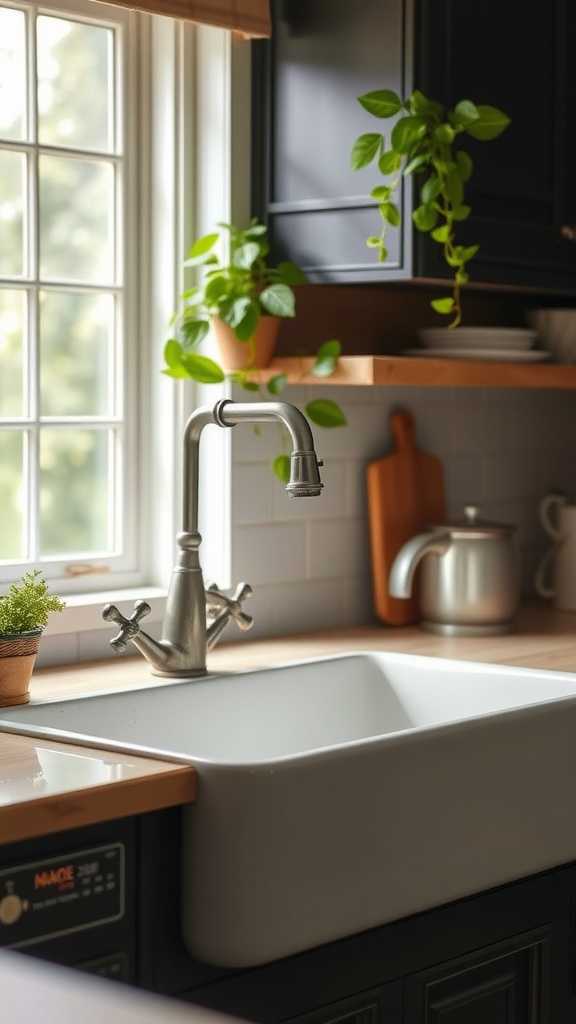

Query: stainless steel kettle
389;505;520;636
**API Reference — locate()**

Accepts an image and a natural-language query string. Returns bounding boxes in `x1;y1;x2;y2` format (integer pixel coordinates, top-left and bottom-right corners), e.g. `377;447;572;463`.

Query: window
0;0;139;589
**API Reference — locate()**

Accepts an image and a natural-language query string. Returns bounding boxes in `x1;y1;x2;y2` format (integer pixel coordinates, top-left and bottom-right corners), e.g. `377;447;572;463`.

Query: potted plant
164;220;347;483
168;219;307;371
0;571;65;707
351;89;510;327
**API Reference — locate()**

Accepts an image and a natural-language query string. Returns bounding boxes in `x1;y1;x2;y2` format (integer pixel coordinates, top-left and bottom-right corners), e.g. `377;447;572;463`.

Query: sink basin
2;651;576;967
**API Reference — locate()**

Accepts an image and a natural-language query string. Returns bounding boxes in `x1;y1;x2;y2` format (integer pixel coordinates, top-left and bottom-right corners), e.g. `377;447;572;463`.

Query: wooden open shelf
256;356;576;390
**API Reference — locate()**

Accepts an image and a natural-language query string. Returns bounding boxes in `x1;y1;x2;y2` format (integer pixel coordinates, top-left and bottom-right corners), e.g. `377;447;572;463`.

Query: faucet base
149;667;209;679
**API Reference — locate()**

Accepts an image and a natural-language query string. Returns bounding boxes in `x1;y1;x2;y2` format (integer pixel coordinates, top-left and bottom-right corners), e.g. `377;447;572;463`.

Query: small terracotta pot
0;630;42;707
212;315;280;371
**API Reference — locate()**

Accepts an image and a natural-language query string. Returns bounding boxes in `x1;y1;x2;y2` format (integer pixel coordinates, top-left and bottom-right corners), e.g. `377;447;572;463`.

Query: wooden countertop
1;605;576;846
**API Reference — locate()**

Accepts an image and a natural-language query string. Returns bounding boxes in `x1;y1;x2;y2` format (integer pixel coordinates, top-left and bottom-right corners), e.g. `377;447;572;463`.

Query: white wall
228;384;576;639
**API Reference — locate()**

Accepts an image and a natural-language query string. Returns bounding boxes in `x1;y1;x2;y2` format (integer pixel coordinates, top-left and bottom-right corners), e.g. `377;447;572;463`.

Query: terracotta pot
212;315;280;371
0;630;41;707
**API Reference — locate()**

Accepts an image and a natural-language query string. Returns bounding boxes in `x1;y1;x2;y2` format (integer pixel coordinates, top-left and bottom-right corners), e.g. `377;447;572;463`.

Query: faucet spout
103;399;323;677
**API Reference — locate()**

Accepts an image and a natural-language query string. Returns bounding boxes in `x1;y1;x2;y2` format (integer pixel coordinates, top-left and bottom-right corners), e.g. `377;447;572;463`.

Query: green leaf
452;99;479;127
204;274;228;306
370;185;391;201
421;175;441;204
431;297;455;314
412;204;438;232
431;224;450;243
223;296;253;329
233;242;260;270
276;260;307;285
316;339;342;361
351;132;383;170
179;353;225;383
267;373;288;395
273;454;291;484
409;90;443;119
366;236;383;248
305;399;347;428
244;223;267;238
234;301;259;341
452;203;471;221
391;116;427;154
460;243;480;262
164;339;184;369
466;105;510;141
380;201;401;227
445;167;464;206
378;243;389;262
434;123;455;144
455;150;474;182
404;153;429;176
379;150;402;174
240;380;261;392
260;283;295;318
187;232;219;259
358;89;402;118
180;318;209;349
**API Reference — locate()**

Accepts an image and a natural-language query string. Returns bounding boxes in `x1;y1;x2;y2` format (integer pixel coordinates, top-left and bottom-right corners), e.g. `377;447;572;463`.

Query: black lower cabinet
286;985;402;1024
404;928;555;1024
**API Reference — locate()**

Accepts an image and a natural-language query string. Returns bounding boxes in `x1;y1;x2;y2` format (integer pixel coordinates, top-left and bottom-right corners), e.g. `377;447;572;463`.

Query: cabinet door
416;0;576;292
253;0;414;283
403;927;552;1024
285;984;402;1024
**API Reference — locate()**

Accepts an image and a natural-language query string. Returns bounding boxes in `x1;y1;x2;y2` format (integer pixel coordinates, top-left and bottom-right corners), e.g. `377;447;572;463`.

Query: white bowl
419;327;537;351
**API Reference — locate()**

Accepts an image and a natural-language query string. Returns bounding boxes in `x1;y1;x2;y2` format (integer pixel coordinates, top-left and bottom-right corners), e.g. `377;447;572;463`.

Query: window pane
40;429;111;556
39;155;114;284
40;291;114;416
37;15;114;153
0;431;24;561
0;8;27;142
0;290;25;417
0;150;26;277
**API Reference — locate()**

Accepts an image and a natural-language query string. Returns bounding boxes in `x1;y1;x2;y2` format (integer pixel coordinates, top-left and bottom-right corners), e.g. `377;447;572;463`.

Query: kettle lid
435;505;516;537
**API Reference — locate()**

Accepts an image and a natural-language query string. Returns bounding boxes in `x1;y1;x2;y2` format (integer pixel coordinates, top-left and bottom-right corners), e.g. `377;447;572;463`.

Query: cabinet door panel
285;984;402;1024
404;927;551;1024
416;0;576;290
254;0;413;281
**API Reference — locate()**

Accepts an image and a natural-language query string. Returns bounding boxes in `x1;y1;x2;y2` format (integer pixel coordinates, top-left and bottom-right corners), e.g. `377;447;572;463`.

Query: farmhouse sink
2;651;576;968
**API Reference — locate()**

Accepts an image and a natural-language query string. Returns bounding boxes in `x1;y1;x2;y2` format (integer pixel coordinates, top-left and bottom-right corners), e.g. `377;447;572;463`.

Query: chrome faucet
102;399;323;677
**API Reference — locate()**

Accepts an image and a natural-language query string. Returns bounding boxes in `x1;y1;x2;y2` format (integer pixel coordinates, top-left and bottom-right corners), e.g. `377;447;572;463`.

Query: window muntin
0;0;137;585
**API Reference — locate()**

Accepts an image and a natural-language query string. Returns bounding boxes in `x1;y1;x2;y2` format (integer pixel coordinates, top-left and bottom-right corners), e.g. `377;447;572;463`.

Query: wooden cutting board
367;409;446;625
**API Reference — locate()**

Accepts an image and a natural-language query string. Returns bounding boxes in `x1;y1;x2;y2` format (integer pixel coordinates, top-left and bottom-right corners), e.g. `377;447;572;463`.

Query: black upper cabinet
416;0;576;291
253;0;576;290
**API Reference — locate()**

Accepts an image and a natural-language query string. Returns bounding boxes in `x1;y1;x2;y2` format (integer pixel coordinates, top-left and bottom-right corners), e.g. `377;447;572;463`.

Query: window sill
43;586;167;637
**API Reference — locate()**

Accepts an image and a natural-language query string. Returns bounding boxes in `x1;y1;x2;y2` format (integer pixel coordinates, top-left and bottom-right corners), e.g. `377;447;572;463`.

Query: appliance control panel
0;843;124;949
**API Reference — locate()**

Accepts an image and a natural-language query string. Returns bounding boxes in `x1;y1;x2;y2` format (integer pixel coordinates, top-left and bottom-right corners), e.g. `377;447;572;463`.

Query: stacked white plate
408;327;550;362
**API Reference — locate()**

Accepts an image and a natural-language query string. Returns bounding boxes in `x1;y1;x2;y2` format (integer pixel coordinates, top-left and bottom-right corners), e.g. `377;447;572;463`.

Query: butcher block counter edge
1;604;575;846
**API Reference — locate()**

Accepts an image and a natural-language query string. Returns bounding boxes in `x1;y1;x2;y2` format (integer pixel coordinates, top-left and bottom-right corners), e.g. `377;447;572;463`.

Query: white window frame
0;7;251;643
0;0;141;593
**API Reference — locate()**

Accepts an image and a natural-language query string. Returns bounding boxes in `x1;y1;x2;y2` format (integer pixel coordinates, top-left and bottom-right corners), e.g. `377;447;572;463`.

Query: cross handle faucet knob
205;582;253;631
102;600;152;652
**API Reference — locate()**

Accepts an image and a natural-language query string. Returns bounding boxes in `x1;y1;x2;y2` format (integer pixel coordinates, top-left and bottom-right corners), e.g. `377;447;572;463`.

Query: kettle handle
539;493;566;541
389;530;451;600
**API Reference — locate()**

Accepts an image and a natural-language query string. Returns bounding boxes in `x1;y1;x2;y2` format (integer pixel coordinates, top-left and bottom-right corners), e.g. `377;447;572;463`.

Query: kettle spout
389;531;451;600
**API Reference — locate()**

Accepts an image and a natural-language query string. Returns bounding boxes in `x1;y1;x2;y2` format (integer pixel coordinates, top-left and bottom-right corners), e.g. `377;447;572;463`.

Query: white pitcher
535;493;576;610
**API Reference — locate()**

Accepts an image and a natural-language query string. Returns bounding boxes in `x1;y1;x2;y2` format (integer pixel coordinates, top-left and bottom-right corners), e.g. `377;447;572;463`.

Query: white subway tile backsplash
307;519;369;580
232;462;275;524
36;633;78;669
232;522;307;584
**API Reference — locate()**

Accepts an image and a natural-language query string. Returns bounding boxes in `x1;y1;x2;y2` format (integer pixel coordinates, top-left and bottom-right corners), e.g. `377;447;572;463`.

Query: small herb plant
0;571;65;635
163;220;347;483
351;89;510;327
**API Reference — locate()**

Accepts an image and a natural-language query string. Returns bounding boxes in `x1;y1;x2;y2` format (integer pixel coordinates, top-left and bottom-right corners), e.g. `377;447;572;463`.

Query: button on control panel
0;844;124;949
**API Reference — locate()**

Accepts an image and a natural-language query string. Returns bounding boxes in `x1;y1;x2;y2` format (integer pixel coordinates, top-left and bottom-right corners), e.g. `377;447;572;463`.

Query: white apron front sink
2;651;576;968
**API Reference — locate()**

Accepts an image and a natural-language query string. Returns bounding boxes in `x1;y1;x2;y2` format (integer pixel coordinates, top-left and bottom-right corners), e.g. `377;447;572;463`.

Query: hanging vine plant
351;89;510;327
